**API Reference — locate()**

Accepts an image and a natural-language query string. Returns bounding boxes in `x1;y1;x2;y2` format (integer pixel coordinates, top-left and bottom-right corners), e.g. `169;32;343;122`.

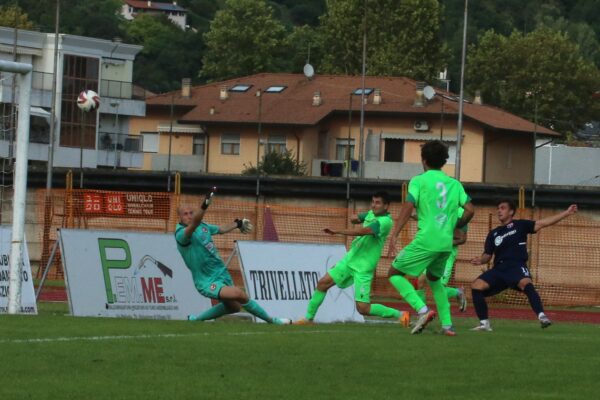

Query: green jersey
175;222;226;289
407;169;470;252
344;210;394;272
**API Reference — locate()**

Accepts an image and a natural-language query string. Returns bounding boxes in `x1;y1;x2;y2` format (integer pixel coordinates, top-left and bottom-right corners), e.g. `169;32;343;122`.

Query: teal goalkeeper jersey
175;222;227;289
407;169;470;252
345;210;393;273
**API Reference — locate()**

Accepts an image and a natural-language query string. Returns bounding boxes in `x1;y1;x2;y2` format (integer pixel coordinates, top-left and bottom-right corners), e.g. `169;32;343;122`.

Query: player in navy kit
470;199;578;331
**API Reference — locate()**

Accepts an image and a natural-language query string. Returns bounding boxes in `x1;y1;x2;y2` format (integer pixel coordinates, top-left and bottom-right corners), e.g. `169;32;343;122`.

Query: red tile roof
145;73;559;136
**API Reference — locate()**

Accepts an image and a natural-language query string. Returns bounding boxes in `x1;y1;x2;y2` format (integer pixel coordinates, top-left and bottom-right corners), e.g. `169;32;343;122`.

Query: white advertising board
236;241;364;323
60;229;212;319
0;226;37;314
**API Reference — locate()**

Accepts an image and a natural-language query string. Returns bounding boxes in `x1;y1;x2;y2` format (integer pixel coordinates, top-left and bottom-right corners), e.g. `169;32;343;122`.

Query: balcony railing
98;132;143;152
100;79;145;100
1;70;53;91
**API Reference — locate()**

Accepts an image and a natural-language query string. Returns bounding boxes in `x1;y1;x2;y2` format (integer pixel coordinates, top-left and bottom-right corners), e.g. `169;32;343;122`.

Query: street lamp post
110;101;119;169
455;0;469;180
256;89;262;197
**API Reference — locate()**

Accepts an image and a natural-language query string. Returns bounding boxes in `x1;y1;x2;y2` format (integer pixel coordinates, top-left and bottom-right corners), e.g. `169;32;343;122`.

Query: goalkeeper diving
175;188;290;324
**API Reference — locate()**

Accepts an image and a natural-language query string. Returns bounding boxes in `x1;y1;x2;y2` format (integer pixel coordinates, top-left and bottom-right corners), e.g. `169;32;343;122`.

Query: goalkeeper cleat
539;314;552;329
187;314;198;322
442;326;457;336
292;318;315;326
399;311;410;328
411;310;436;334
272;317;292;325
471;321;493;331
457;287;467;313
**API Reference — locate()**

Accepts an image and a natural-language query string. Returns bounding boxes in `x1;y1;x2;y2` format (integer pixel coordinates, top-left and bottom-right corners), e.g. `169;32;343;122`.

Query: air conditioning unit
414;120;429;132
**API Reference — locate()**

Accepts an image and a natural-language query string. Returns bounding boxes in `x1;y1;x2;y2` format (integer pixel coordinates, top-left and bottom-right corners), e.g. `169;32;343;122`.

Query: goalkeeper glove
201;187;216;210
235;218;253;234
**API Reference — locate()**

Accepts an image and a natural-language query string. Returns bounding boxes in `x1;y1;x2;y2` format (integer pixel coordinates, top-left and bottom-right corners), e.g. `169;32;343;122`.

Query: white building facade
121;1;188;30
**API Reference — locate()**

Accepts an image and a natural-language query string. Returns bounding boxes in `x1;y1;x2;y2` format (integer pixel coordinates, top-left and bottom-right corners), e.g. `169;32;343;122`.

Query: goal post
0;59;33;314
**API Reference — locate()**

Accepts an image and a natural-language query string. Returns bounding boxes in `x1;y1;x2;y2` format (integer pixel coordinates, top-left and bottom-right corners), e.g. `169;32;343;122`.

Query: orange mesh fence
32;188;600;307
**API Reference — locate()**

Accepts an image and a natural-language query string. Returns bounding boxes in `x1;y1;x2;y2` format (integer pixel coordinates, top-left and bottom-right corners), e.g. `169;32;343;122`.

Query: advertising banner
0;226;37;314
60;229;211;319
236;241;364;323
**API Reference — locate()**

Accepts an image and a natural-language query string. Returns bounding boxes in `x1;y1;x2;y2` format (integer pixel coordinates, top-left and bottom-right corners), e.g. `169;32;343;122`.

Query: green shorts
328;258;373;304
392;242;450;279
197;270;234;300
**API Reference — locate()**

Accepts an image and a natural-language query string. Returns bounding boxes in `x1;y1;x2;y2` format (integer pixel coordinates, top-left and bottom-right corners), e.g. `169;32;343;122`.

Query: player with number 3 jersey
387;141;474;335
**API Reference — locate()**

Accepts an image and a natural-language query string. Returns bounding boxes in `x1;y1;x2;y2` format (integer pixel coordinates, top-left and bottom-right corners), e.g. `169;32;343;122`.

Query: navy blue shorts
478;265;532;294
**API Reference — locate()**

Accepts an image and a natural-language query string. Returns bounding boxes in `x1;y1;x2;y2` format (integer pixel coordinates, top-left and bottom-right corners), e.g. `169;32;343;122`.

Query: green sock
446;287;460;299
242;300;274;323
194;302;232;321
416;289;426;303
369;303;401;319
305;289;326;320
389;275;426;312
429;278;452;327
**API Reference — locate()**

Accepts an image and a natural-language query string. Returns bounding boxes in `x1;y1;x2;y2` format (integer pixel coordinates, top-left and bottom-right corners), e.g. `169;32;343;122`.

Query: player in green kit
414;207;468;312
388;141;474;335
295;191;410;326
176;188;290;324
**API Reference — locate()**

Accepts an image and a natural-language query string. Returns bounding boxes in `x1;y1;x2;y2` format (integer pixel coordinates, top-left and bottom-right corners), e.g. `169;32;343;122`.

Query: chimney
373;89;382;105
181;78;191;98
209;106;215;115
219;86;228;101
474;90;483;105
414;81;425;107
312;91;322;106
147;1;152;7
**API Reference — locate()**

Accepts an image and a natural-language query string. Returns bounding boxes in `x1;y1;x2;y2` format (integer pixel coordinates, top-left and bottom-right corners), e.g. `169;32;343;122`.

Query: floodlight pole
167;93;174;191
0;60;33;315
46;0;60;190
358;0;367;179
455;0;468;180
256;89;262;197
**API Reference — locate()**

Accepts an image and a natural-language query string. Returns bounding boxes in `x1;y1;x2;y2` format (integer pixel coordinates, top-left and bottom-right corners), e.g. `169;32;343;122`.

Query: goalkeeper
295;191;410;326
175;189;290;324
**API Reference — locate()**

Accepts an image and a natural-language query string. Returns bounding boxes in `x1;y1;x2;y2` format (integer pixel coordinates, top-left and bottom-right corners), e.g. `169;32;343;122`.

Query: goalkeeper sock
389;275;426;312
416;289;426;303
242;300;275;323
445;287;460;299
429;278;452;327
305;289;326;320
471;288;488;320
523;283;544;315
193;302;232;321
369;303;401;319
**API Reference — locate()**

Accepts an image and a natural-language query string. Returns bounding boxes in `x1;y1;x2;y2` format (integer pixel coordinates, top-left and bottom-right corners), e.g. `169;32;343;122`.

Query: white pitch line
0;328;380;344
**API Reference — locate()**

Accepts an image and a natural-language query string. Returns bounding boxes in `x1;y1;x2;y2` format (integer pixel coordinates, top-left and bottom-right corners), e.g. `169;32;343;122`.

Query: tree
243;150;307;176
280;25;324;73
467;27;600;135
0;5;35;29
200;0;286;81
319;0;445;80
126;14;203;93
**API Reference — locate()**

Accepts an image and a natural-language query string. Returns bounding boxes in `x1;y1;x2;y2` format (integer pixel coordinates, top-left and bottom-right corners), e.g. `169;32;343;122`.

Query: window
384;139;404;162
336;138;355;161
221;133;240;155
353;88;373;95
265;86;287;93
264;135;286;154
193;135;205;155
446;143;456;165
229;84;252;92
142;132;158;153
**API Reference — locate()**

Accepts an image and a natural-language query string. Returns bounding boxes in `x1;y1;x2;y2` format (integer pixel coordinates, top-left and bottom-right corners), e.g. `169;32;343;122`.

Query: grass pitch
1;303;598;400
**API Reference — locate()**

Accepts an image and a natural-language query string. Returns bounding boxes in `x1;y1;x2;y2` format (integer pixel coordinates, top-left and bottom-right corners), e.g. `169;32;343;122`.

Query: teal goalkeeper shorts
196;269;234;300
328;258;373;304
391;242;450;279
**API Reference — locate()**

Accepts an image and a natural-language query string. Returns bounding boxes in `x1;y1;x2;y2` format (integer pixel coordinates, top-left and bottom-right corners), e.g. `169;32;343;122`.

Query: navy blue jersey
484;219;536;269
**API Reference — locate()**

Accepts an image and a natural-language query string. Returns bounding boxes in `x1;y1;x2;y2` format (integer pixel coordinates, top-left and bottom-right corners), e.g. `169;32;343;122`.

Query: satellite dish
303;63;314;79
423;85;436;100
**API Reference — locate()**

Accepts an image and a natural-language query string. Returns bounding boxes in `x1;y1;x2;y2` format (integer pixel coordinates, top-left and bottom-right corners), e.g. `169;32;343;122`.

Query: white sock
538;312;547;319
480;319;490;325
418;306;429;315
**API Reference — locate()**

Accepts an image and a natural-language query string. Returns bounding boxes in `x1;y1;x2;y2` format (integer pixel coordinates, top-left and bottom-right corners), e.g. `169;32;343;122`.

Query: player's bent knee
471;279;489;291
316;274;335;291
387;267;403;278
426;271;440;281
517;278;533;291
223;301;242;313
356;302;371;315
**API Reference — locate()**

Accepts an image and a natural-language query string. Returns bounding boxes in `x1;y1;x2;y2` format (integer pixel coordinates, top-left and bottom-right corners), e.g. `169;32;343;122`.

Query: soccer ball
76;90;100;112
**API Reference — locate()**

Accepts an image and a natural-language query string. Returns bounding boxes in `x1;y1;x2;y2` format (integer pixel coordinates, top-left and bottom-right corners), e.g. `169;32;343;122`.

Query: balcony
311;159;423;180
97;131;143;168
98;79;146;117
0;71;53;107
99;79;145;100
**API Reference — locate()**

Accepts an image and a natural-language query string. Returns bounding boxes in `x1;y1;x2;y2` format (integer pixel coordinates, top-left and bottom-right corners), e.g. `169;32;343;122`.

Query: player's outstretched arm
219;219;254;234
184;189;215;237
387;202;414;256
453;229;467;246
323;226;374;237
534;204;577;232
